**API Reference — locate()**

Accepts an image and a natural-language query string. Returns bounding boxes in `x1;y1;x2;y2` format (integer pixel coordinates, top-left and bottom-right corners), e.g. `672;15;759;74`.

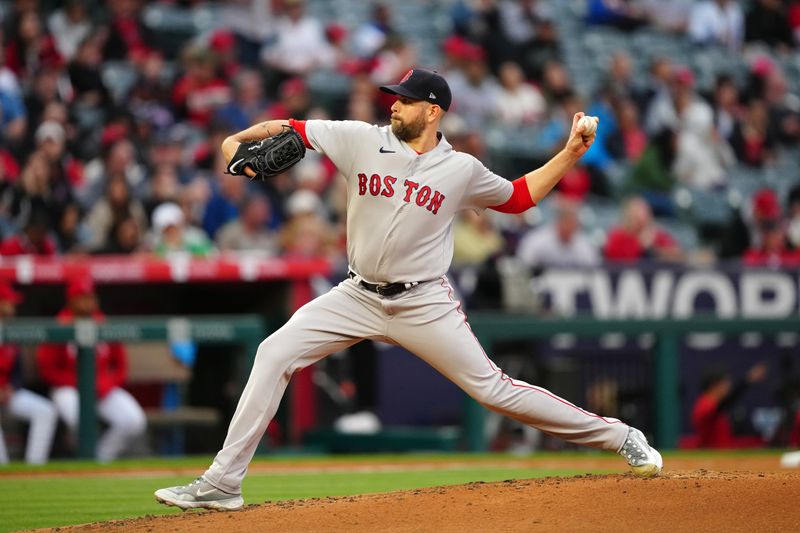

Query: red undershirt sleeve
288;118;313;149
488;177;536;213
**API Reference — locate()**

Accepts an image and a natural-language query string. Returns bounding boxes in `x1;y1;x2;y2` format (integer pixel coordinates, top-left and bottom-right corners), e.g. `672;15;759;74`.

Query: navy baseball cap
380;68;452;111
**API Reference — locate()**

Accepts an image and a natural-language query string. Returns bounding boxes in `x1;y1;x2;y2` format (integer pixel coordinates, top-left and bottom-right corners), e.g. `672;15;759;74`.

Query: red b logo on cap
400;69;413;83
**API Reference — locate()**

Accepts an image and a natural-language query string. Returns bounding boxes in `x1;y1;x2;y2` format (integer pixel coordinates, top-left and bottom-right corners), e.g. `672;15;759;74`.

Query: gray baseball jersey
303;120;512;282
202;120;629;494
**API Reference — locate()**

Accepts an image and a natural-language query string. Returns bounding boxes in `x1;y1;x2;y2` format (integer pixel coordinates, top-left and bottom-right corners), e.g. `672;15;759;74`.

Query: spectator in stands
47;0;91;61
711;74;742;143
202;172;247;240
452;210;504;268
540;60;572;107
79;136;146;207
215;69;269;132
0;149;60;227
645;66;712;138
636;56;672;116
54;201;88;254
150;201;214;257
603;51;640;104
692;363;767;448
0;207;57;257
101;0;148;62
0;31;22;96
688;0;744;51
4;10;63;82
0;279;58;465
516;195;599;270
219;0;275;67
143;164;180;221
172;46;232;127
604;196;683;262
352;2;394;59
745;0;793;50
35;121;79;212
84;173;147;252
493;61;546;126
36;276;147;462
264;77;311;121
497;0;558;78
743;212;800;267
672;98;735;190
762;67;800;146
216;194;278;254
261;0;335;93
441;111;487;161
606;98;647;163
22;67;67;153
147;127;191;184
721;186;783;259
94;213;143;255
449;46;503;130
209;29;240;80
730;98;776;167
369;34;417;89
128;49;174;127
67;35;111;111
279;190;337;259
0;83;27;148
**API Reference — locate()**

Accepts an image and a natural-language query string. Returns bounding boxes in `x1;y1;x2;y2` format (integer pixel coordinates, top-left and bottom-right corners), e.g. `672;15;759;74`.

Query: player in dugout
36;276;146;462
155;68;662;510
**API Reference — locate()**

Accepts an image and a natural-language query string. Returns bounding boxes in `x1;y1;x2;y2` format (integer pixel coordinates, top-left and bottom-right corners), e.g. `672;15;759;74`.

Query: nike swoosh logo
196;488;218;498
379;147;396;153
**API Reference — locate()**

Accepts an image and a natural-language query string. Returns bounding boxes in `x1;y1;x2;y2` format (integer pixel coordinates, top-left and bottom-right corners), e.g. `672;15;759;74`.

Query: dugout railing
466;313;800;451
0;315;265;458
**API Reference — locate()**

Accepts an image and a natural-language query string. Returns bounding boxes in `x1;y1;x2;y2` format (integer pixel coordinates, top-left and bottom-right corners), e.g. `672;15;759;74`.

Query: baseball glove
225;127;306;180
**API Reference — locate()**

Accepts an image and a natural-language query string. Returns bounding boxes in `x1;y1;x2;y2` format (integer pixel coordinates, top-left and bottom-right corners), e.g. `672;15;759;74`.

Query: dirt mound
57;471;800;533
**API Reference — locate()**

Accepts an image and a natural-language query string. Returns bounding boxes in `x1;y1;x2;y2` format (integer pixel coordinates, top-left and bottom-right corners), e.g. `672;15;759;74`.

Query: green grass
0;459;604;532
0;449;785;531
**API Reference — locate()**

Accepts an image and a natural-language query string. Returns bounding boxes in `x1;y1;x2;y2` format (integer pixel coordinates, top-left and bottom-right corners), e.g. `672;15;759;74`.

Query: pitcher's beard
391;114;426;142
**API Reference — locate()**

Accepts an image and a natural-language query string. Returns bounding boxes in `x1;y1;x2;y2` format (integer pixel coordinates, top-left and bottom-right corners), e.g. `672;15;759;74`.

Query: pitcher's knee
254;335;305;374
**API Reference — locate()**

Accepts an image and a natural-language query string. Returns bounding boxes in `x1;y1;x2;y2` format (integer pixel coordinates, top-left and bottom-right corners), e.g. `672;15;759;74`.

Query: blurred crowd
5;0;800;462
0;0;798;271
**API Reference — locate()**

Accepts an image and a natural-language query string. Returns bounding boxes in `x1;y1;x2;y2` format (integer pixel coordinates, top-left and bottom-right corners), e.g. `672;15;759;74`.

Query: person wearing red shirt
171;48;232;126
603;196;683;262
691;363;767;448
0;209;58;256
0;280;57;464
36;276;145;462
742;189;800;267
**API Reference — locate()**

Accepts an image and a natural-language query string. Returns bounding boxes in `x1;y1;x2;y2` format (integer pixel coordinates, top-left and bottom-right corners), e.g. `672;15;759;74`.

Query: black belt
348;270;419;297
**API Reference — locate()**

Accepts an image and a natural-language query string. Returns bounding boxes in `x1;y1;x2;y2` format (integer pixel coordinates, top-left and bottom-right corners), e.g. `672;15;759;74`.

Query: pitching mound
59;470;800;532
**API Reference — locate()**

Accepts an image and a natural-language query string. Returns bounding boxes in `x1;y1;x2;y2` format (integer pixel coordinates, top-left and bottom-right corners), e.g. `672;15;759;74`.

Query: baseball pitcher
155;68;662;511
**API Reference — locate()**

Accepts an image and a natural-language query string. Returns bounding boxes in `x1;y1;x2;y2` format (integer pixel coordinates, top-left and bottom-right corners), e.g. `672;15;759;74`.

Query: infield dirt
46;464;800;532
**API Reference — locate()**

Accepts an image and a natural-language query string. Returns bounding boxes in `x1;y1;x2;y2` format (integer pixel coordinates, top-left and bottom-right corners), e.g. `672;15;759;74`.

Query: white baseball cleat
618;427;663;478
154;477;243;511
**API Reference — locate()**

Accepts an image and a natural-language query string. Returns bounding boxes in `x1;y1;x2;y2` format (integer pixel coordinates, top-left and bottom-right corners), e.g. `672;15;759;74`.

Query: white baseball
578;115;598;136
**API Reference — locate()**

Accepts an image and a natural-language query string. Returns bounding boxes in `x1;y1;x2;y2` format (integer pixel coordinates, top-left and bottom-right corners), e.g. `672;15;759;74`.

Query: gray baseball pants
204;277;629;493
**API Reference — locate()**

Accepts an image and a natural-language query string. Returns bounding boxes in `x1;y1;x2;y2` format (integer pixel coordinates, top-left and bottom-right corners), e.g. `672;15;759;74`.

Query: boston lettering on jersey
357;173;446;215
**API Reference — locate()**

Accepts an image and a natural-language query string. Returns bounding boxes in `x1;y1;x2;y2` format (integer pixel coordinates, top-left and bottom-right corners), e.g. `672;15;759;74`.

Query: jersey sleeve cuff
288;118;314;150
488;177;536;213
